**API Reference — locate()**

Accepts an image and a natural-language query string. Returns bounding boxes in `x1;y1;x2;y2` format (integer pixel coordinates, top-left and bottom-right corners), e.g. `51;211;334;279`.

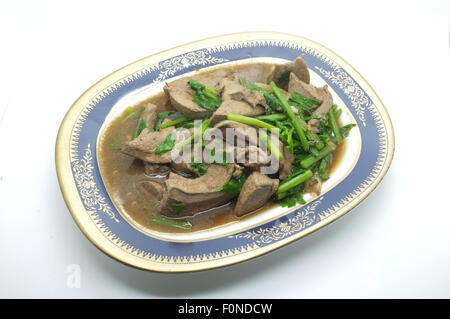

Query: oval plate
56;32;394;272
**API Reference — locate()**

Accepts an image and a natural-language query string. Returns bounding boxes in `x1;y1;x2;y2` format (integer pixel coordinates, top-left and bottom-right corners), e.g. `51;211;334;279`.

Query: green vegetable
319;134;331;144
256;92;322;150
226;114;278;131
277;168;311;206
282;127;295;154
190;161;208;176
268;118;296;154
310;147;320;157
328;107;342;144
160;116;189;129
306;130;325;150
154;111;175;131
288;91;320;116
270;81;310;151
206;148;230;167
270;81;309;151
124;106;134;115
155;132;176;155
246;82;268;93
256;113;287;122
279;192;306;208
218;173;248;196
188;79;222;110
172;202;186;214
122;106;144;123
286;115;323;149
259;113;324;153
134;118;147;138
188;79;205;91
108;133;121;150
340;123;356;138
318;155;330;180
204;86;219;98
191;148;230;175
181;121;195;128
304;114;321;121
300;144;335;168
150;215;192;230
245;82;283;113
335;108;342;120
176;118;210;149
259;129;283;162
263;92;283;113
277;170;313;197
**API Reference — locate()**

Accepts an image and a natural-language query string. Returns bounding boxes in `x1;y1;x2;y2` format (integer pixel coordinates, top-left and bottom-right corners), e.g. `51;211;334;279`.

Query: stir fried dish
99;54;356;232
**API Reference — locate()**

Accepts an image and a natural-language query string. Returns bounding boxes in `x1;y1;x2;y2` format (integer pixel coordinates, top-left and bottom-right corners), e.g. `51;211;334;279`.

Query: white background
0;0;449;298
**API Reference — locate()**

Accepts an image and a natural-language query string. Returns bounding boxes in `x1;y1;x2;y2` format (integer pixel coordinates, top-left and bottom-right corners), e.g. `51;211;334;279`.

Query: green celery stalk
300;144;335;168
259;129;283;162
150;215;192;230
122;106;144;123
176;118;210;149
328;108;342;144
226;114;278;131
270;82;309;151
277;170;313;196
256;113;287;122
160;117;189;129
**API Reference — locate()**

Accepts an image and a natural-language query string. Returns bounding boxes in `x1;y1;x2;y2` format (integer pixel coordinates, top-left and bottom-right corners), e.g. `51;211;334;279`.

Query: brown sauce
328;119;346;174
98;63;346;234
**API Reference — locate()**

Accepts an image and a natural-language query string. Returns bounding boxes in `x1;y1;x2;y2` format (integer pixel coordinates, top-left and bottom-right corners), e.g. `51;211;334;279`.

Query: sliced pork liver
288;72;334;131
140;103;158;129
170;157;206;177
208;121;281;173
211;120;259;146
220;78;266;108
272;54;310;89
212;80;290;122
210;100;265;125
164;69;230;118
234;145;272;170
160;164;235;217
304;172;322;196
279;144;295;180
250;82;291;112
234;172;279;217
130;103;159;139
252;82;290;99
290;54;310;84
121;123;175;163
288;72;323;98
308;87;333;130
233;62;275;83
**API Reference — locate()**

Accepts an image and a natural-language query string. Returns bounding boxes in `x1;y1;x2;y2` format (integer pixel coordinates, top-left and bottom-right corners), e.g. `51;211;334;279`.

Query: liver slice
234;172;279;217
160;164;235;217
